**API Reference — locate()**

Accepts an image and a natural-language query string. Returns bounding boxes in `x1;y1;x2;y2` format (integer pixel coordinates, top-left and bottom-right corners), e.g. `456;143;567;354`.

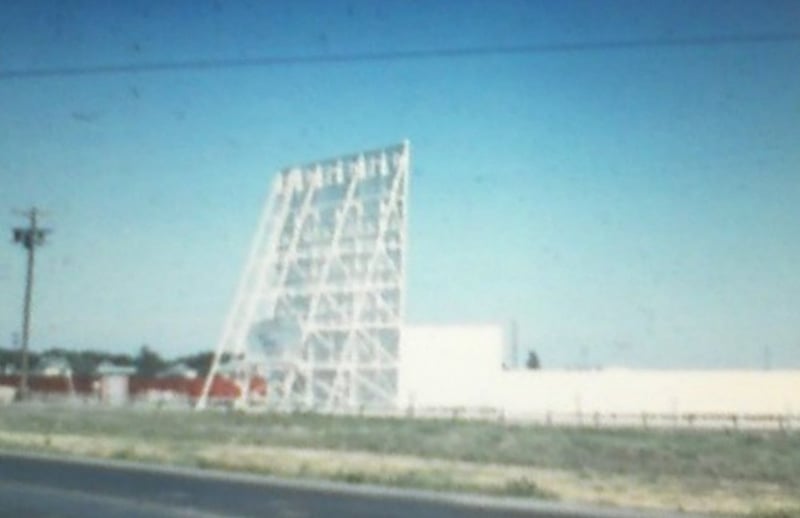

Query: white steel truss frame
197;141;409;411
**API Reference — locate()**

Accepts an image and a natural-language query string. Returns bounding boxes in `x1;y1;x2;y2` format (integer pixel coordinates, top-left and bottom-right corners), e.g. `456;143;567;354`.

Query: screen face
228;144;408;408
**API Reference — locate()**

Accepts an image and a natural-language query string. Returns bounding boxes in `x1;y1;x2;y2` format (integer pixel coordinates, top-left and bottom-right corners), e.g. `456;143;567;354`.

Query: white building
35;356;72;377
96;362;136;406
399;324;800;421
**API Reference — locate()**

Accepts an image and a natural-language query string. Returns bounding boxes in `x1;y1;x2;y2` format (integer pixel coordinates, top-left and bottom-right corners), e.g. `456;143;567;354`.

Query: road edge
0;448;704;518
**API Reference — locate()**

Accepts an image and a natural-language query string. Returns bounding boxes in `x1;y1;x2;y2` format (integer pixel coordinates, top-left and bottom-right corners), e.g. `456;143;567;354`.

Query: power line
1;32;799;80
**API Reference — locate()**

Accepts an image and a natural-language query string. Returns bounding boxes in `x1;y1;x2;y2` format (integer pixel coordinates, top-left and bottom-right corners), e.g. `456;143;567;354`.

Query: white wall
399;325;504;408
0;386;15;404
497;369;800;416
100;375;129;406
399;324;800;417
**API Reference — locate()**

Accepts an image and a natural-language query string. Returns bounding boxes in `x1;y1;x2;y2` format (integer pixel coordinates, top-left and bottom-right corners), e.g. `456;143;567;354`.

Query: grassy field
0;403;798;517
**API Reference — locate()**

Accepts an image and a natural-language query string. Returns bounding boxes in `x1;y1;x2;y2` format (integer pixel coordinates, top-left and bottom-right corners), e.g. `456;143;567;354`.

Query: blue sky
0;0;798;367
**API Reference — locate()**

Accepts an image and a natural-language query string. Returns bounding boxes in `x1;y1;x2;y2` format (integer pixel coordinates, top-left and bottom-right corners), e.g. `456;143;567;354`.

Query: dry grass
0;404;798;517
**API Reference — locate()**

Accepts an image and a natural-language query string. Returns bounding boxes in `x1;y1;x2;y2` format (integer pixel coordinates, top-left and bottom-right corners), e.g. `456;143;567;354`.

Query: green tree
134;345;166;377
526;350;541;370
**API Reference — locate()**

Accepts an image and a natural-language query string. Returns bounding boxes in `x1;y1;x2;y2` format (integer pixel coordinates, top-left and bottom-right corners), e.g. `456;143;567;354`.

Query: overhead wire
1;32;799;80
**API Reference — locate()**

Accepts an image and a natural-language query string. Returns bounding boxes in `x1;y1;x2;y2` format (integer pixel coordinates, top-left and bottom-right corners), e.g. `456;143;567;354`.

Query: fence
288;405;800;431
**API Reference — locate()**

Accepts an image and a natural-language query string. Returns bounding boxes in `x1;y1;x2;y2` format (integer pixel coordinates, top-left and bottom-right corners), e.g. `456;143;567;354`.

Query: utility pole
510;319;519;369
11;207;50;400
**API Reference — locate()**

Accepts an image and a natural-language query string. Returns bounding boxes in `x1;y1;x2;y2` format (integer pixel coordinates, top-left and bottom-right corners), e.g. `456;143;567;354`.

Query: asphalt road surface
0;452;691;518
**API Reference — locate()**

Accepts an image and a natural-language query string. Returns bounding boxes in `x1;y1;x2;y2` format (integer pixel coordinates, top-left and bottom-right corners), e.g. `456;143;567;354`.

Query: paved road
0;452;690;518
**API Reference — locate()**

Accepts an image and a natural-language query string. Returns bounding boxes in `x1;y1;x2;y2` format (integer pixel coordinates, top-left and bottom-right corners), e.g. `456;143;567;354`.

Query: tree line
0;345;214;378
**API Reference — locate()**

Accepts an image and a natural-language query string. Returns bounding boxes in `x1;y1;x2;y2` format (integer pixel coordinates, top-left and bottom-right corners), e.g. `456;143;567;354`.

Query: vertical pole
19;208;37;400
306;347;314;409
510;319;518;369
